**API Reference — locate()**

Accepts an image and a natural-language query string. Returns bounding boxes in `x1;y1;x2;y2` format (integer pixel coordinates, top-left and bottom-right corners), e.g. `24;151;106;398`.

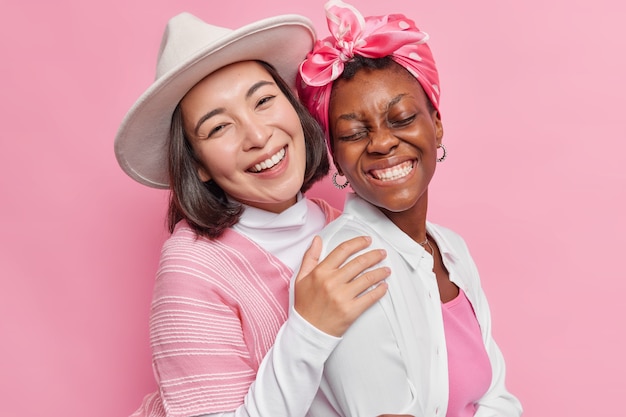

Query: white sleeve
474;336;523;417
202;307;341;417
462;241;523;417
473;287;523;417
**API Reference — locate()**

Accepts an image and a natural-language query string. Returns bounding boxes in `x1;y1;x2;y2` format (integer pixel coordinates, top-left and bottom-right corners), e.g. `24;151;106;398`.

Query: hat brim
114;15;316;189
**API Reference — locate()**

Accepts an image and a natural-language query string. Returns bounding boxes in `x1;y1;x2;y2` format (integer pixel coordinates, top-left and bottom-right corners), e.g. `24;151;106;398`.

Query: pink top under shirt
442;289;493;417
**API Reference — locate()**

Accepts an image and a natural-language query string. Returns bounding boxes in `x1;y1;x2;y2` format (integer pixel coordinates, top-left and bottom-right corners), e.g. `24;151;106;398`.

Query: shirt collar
343;193;459;267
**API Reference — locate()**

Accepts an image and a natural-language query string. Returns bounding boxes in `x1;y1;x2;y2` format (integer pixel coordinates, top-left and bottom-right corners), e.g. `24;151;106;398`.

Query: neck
379;193;428;243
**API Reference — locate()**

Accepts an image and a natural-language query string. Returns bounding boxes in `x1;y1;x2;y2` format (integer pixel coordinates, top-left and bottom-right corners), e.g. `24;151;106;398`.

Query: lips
369;160;414;181
249;147;286;173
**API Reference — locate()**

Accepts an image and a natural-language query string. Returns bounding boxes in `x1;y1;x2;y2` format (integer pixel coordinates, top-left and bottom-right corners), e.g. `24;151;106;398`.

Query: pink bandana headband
298;0;441;139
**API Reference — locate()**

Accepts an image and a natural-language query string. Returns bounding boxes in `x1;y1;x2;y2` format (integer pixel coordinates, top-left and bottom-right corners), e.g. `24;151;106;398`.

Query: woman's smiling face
329;62;443;217
180;60;307;213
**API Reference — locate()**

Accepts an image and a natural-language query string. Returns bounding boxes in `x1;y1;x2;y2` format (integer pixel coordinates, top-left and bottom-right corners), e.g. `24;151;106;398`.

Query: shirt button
435;406;440;414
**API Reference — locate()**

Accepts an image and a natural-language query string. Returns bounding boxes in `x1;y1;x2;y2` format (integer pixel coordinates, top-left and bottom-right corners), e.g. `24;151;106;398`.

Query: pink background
1;0;624;415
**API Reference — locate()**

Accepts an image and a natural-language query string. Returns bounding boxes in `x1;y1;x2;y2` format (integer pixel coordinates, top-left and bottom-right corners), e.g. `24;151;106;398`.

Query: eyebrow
246;80;274;98
335;94;407;122
193;80;276;137
194;108;224;137
386;94;406;111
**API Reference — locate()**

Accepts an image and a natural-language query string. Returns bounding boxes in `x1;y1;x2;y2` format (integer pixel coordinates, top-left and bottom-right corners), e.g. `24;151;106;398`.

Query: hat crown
156;13;231;80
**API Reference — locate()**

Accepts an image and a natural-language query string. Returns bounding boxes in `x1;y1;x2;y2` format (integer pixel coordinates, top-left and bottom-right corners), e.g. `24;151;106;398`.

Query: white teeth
371;161;413;181
251;148;286;172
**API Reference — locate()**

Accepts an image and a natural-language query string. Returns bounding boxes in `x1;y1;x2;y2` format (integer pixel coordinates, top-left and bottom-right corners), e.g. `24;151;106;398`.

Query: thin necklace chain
418;236;435;257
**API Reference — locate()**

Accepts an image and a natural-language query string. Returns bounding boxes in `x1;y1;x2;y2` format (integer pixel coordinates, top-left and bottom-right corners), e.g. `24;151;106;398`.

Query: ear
197;165;211;182
432;109;444;145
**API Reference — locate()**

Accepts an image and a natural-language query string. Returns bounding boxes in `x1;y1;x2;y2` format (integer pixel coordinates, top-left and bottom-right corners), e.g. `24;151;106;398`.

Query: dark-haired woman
115;12;389;417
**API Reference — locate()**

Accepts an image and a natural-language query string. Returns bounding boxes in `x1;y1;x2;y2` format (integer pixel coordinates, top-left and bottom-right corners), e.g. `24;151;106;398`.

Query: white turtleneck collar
231;193;327;272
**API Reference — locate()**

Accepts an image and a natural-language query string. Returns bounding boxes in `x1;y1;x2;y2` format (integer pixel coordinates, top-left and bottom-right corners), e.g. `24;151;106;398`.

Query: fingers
332;246;387;284
350;277;388;318
346;265;391;299
318;235;387;287
294;234;390;337
295;236;322;283
334;266;390;335
321;235;373;267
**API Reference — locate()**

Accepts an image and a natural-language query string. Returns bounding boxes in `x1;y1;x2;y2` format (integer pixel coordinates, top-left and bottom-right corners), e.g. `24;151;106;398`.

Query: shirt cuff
287;305;342;359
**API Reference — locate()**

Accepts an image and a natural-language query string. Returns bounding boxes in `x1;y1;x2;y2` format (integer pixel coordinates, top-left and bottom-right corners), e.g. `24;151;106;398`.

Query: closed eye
256;95;276;108
207;123;228;138
338;130;368;142
390;115;415;128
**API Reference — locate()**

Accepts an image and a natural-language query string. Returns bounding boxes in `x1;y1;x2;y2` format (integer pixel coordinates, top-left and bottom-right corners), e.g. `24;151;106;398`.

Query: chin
376;196;422;213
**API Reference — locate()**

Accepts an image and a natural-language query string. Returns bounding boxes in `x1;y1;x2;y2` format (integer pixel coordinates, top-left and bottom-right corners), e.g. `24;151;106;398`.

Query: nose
366;129;398;155
242;113;272;151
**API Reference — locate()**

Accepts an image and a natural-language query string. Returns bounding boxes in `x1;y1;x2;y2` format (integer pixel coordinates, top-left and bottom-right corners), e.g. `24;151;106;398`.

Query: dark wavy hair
167;61;329;239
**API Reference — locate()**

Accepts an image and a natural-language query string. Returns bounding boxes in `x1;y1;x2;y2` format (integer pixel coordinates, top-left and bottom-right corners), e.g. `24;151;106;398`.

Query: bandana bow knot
298;0;441;140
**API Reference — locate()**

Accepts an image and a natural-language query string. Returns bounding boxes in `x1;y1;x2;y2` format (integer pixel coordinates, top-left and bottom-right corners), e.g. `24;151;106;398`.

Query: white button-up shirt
307;193;522;417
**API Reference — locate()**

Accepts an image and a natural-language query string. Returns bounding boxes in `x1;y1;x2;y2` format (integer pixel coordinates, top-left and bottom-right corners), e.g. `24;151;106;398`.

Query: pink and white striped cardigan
131;199;338;417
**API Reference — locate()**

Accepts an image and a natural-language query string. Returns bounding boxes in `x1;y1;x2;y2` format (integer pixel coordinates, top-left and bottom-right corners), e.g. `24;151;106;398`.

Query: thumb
295;236;322;282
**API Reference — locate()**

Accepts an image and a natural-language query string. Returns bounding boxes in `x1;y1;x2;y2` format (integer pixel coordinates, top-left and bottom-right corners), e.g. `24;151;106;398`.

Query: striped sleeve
150;225;291;417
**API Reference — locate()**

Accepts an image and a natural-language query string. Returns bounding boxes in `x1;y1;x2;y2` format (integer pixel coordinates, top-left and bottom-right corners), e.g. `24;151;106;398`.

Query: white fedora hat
114;12;317;189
